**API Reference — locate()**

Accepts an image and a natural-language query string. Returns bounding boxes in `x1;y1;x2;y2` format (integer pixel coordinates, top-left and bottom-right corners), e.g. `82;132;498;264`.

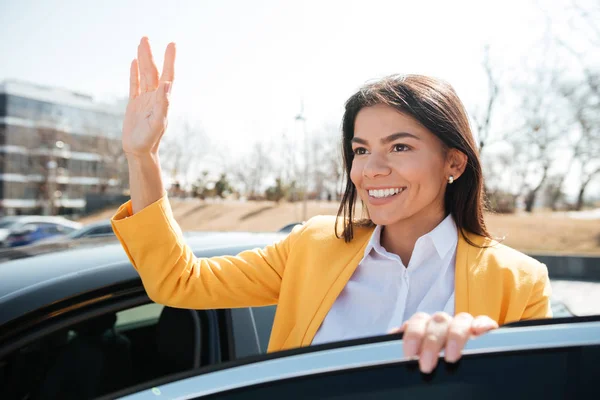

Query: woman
111;37;552;374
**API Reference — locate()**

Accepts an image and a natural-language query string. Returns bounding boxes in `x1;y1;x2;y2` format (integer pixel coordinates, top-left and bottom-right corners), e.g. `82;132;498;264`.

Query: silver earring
448;175;454;184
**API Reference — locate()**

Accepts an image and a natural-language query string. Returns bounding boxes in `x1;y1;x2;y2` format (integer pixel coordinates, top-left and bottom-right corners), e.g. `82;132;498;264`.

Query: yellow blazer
111;195;552;353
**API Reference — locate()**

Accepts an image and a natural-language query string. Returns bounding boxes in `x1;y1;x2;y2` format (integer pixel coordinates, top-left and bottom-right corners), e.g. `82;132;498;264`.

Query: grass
81;199;600;255
485;211;600;255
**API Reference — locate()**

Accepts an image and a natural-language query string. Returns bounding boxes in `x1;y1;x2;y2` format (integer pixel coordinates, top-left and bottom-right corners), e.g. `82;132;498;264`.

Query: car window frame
0;282;149;359
111;317;600;400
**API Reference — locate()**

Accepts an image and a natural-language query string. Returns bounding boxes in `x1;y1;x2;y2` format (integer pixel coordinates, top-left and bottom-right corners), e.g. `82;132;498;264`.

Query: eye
393;144;410;152
353;147;367;155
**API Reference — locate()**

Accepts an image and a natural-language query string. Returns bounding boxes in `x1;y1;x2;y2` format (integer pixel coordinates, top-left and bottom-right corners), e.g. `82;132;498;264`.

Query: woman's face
350;104;461;227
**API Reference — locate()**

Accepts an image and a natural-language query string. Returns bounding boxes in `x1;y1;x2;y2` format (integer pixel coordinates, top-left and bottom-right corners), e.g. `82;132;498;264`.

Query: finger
148;80;172;133
471;315;499;336
159;42;176;83
402;312;430;359
445;312;474;363
137;41;147;93
137;37;160;92
129;59;140;100
419;312;452;374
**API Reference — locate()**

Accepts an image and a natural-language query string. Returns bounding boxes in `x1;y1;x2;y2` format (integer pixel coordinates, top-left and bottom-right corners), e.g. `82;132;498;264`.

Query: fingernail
404;340;418;358
165;82;172;95
445;340;459;363
420;350;436;374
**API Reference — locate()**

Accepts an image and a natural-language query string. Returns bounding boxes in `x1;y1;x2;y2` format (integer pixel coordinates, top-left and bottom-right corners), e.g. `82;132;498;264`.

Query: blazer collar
301;223;374;346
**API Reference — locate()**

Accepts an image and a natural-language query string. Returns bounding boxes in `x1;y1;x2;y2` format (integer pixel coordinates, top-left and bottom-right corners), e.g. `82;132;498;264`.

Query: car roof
2;215;81;226
0;231;286;327
80;219;112;228
69;220;113;235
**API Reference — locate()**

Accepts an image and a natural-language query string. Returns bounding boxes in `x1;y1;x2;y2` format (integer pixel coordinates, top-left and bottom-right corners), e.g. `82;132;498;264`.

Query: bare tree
309;123;343;200
512;70;566;212
572;96;600;209
551;1;600;209
160;119;208;190
279;130;301;200
556;0;600;95
231;141;273;199
470;45;521;209
471;45;501;156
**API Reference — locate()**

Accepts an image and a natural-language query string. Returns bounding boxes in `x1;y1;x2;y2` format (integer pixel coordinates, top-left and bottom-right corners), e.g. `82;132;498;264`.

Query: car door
114;317;600;400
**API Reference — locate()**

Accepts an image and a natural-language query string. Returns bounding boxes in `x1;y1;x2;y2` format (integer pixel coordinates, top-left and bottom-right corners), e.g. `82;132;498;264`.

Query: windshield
0;220;18;229
64;227;89;239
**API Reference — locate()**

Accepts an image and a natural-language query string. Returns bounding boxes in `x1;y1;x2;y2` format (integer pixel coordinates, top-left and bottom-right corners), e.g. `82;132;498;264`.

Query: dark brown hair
335;74;490;243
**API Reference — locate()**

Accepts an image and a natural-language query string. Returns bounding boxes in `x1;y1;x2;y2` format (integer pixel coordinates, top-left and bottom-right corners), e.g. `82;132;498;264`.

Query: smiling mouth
367;187;405;199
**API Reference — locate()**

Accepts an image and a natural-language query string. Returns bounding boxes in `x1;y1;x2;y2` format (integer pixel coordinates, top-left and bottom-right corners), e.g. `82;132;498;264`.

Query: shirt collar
427;214;458;259
363;214;458;260
363;224;384;258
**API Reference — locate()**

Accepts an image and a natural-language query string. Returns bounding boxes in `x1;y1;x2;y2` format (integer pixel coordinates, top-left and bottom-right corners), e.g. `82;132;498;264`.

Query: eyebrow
351;132;421;145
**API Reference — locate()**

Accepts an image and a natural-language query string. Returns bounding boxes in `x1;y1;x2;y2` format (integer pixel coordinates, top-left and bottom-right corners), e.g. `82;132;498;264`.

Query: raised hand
122;37;176;157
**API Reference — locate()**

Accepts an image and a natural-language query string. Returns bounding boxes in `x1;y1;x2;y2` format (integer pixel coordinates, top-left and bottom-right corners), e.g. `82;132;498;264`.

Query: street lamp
295;101;308;222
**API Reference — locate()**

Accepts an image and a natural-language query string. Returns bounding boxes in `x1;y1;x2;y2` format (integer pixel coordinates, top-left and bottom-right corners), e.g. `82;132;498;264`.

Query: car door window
87;225;115;236
39;223;62;235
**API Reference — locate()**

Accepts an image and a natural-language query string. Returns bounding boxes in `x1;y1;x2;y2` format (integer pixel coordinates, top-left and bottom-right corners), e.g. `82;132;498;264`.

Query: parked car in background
278;222;302;233
0;230;584;400
0;228;215;263
0;216;81;248
34;219;115;244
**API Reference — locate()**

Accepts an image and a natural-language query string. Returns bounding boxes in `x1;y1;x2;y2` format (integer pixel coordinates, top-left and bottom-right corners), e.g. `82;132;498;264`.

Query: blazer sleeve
110;194;303;309
520;263;553;320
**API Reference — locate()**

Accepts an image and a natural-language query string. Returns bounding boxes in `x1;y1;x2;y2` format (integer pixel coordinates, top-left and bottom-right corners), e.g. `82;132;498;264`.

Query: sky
0;0;597;196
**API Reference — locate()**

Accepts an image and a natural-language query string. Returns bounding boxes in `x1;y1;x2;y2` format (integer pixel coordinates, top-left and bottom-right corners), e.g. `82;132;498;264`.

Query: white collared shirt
311;214;458;345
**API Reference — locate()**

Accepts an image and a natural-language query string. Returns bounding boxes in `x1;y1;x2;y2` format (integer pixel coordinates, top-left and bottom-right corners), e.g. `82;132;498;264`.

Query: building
0;80;128;216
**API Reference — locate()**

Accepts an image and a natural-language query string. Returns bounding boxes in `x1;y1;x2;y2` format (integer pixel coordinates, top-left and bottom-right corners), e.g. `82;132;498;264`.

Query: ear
445;148;468;181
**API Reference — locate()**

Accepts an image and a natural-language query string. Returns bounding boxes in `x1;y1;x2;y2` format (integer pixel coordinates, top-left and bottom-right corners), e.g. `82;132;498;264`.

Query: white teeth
368;188;403;198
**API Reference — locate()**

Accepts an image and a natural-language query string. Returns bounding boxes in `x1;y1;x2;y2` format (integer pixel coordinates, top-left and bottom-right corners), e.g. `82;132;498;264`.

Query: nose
362;153;391;179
